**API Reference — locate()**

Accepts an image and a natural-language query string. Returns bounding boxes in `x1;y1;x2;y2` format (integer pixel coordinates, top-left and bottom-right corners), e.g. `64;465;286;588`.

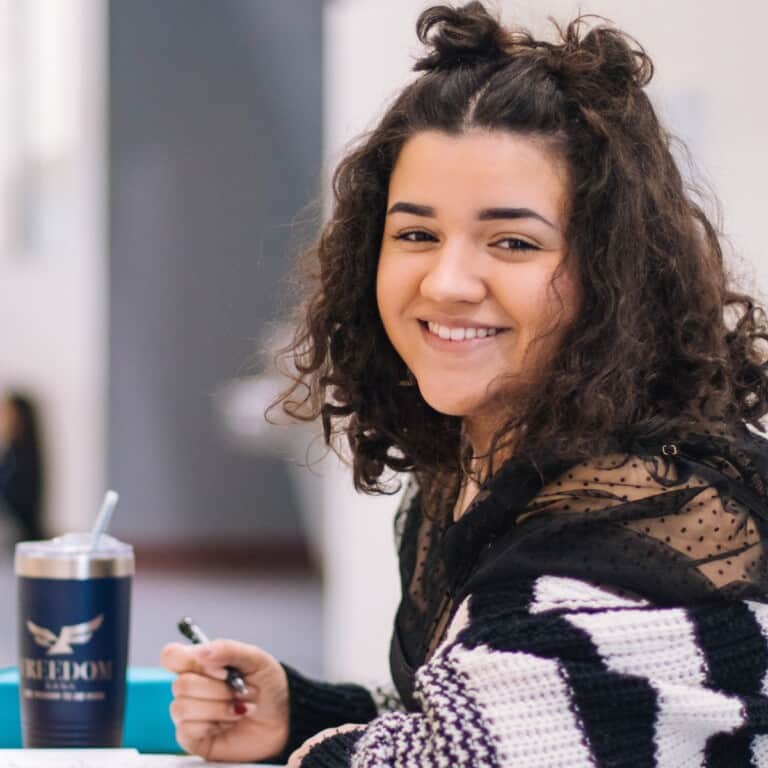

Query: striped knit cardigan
276;429;768;767
282;575;768;767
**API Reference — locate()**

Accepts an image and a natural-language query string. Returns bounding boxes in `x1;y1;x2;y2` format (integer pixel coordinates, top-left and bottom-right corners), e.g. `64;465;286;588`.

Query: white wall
322;0;768;681
0;0;106;535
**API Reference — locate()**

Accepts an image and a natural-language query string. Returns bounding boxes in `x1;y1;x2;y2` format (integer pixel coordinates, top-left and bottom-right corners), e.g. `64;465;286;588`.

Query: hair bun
560;19;654;92
414;1;508;72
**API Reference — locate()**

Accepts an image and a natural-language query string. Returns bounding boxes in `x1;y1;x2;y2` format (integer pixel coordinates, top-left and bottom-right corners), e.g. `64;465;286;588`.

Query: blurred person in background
162;2;768;766
0;392;44;544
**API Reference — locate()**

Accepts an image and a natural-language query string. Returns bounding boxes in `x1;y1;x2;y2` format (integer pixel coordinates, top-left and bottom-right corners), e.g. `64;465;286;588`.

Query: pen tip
178;617;194;636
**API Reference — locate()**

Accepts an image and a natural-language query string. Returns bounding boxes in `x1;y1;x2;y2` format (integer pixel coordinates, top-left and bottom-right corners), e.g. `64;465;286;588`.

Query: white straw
90;490;119;553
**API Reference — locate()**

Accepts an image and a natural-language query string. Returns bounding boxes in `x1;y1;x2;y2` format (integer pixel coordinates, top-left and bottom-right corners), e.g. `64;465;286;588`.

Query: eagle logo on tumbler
26;614;104;655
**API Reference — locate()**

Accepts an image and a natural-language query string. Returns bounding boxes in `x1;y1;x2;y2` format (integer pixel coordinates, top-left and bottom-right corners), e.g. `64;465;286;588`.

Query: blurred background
0;0;766;688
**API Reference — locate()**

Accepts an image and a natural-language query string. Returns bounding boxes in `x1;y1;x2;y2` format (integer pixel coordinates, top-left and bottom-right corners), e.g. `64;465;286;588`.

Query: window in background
0;0;80;262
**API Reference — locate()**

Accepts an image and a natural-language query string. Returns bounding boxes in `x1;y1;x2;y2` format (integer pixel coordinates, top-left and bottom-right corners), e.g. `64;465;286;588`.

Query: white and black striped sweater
280;575;768;767
275;429;768;767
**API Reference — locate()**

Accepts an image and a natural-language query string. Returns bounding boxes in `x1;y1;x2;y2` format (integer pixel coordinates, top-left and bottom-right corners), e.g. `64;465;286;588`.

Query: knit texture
273;664;378;762
302;728;367;767
302;575;768;767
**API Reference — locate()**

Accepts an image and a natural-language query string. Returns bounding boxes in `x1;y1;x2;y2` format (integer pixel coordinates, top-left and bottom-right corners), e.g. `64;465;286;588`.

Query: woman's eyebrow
477;207;556;229
387;201;435;217
386;201;556;229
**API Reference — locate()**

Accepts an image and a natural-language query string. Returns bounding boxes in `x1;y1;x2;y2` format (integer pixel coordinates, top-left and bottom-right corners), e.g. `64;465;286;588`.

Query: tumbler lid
15;533;134;579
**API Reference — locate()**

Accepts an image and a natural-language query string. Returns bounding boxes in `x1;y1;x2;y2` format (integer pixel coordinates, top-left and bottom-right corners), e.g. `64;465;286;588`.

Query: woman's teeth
426;321;504;341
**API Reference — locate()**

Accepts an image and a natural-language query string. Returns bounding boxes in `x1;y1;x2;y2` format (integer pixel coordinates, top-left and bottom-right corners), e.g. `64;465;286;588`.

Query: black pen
177;616;248;695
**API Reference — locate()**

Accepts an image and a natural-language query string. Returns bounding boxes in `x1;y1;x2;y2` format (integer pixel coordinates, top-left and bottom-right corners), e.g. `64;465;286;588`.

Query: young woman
162;3;768;766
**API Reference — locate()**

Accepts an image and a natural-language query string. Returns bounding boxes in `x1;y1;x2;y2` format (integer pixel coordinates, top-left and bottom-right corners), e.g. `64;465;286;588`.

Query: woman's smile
419;320;511;352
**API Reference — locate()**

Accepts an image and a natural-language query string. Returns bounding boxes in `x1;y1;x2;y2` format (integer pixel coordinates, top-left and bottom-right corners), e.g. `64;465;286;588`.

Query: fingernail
199;647;212;658
233;701;248;716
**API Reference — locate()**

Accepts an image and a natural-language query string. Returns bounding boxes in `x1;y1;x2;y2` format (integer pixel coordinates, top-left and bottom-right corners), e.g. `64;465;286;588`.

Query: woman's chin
417;389;478;418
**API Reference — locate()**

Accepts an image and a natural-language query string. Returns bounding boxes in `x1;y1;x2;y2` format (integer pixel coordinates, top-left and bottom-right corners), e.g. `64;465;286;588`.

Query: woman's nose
419;244;487;304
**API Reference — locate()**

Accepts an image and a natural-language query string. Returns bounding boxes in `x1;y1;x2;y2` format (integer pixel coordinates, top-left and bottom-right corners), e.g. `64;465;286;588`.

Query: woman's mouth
422;320;509;342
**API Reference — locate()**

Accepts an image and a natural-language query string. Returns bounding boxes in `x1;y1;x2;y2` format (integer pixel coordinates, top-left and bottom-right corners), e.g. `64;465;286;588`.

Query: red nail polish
234;701;247;716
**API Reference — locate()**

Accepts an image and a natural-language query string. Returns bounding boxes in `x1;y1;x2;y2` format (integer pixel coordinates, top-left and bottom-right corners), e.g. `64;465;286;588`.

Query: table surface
0;750;283;767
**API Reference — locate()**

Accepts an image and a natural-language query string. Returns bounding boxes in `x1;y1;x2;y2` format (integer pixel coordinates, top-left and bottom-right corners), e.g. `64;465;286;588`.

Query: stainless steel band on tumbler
15;551;134;579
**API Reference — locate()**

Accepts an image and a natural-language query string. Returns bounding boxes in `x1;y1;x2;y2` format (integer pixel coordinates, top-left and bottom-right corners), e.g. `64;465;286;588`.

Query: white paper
0;751;282;767
0;750;140;767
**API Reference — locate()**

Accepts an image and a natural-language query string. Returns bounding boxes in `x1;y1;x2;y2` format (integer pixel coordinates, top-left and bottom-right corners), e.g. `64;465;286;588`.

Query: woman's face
376;129;577;448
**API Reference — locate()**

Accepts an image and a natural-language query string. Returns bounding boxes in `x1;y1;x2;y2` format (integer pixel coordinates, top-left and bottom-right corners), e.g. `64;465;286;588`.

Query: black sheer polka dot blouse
390;422;768;710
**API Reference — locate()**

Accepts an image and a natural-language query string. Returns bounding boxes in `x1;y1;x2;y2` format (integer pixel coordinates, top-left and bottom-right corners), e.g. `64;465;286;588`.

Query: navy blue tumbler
15;533;133;747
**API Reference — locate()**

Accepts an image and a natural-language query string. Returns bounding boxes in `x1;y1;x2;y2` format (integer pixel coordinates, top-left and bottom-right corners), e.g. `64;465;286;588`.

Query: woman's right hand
160;638;290;763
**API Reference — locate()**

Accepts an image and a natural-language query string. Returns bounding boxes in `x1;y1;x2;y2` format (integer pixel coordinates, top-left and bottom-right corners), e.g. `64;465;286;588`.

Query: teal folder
0;666;180;752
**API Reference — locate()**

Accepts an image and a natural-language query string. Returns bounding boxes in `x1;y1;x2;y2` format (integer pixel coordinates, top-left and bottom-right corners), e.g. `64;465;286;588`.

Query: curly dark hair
270;1;768;516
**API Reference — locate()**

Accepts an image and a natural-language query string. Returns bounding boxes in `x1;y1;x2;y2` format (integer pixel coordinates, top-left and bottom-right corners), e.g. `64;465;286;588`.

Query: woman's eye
492;237;539;251
394;230;437;243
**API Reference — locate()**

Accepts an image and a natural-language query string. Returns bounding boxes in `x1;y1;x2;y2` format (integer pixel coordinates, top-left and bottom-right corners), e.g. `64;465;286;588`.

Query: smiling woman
160;2;768;767
377;130;575;457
